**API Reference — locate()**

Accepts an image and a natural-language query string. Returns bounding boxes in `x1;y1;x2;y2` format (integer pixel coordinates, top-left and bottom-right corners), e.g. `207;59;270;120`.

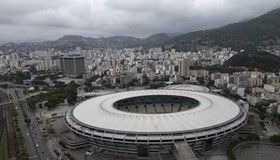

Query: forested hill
223;51;280;72
165;8;280;51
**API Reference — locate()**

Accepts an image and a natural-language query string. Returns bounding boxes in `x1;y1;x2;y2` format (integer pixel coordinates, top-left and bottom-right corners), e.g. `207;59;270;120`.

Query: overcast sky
1;0;280;43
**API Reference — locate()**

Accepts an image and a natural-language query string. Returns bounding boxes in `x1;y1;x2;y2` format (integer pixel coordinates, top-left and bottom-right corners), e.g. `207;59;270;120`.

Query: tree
0;84;8;88
45;98;59;109
148;82;164;89
137;67;142;73
270;134;280;143
246;133;260;141
164;75;170;81
259;114;265;120
197;77;205;85
67;94;77;105
34;85;39;91
255;103;267;114
69;80;79;88
24;118;31;126
66;87;77;105
47;127;55;134
207;80;214;87
143;76;150;85
55;81;66;88
30;65;37;73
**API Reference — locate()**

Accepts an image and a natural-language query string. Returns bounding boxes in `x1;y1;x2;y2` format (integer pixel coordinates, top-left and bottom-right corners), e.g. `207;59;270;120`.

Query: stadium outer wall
65;90;248;157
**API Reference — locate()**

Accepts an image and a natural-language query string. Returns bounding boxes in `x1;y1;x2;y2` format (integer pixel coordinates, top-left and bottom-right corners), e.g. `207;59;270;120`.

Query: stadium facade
65;90;248;157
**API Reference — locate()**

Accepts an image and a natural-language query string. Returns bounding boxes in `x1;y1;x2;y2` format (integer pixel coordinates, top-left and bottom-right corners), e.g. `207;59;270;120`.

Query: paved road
235;144;280;160
8;88;39;159
8;88;55;160
17;89;55;159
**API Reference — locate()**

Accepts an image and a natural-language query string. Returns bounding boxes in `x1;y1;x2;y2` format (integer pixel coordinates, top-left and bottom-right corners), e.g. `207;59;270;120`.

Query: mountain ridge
165;8;280;51
0;33;171;53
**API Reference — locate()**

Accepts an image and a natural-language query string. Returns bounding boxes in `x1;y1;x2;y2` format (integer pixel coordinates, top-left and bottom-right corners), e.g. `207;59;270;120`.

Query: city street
8;88;55;160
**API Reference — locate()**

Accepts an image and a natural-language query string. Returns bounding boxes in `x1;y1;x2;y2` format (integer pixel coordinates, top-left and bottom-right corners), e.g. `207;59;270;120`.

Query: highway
8;88;55;160
8;88;39;159
0;92;43;106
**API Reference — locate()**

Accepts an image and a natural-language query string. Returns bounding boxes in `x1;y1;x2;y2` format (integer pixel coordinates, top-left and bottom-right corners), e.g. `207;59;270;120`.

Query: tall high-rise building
36;58;52;71
60;56;85;77
178;59;190;77
10;53;19;60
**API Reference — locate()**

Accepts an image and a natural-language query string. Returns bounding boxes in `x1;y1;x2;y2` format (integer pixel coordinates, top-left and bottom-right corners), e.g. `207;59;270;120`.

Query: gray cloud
0;0;280;42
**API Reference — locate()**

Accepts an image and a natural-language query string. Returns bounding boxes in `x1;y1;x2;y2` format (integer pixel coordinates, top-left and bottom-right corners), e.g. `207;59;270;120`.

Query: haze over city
1;0;280;43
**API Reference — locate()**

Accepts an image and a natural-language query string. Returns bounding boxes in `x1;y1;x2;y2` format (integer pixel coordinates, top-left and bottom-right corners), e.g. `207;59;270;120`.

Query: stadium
65;89;248;158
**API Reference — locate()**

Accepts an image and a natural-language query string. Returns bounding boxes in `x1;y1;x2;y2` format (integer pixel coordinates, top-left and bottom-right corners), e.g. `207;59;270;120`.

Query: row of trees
190;65;246;74
270;134;280;142
10;106;29;160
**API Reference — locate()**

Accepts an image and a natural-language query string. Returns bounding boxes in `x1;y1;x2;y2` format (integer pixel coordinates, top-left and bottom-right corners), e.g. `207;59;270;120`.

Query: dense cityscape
1;1;280;160
1;44;280;160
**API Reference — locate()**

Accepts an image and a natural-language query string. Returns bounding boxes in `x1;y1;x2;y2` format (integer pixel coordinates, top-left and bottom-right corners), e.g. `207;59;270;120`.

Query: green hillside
166;8;280;51
223;51;280;72
141;33;171;47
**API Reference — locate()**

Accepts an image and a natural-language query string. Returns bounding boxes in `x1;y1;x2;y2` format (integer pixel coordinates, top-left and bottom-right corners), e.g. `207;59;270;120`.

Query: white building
178;59;190;77
36;59;53;71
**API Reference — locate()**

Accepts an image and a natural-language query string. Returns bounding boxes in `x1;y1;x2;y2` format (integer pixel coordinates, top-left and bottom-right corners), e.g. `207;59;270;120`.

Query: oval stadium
65;90;248;158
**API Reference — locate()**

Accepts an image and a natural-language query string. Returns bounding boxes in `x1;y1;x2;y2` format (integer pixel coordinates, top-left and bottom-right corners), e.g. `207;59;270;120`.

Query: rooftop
71;90;243;134
164;84;209;92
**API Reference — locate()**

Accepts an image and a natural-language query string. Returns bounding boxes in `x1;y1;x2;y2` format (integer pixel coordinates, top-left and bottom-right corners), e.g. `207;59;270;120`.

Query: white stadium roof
71;90;242;134
164;84;209;92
